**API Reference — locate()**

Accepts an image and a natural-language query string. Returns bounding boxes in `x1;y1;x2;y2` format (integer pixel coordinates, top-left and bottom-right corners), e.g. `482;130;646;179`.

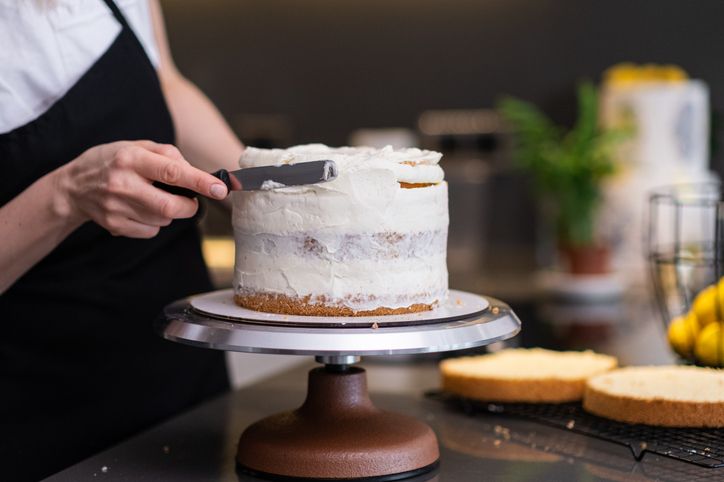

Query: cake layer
232;144;449;315
441;349;618;403
234;230;447;263
235;253;447;313
583;366;724;427
234;166;448;235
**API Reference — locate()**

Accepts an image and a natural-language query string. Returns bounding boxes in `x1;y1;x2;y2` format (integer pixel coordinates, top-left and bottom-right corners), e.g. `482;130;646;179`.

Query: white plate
536;270;625;301
189;289;489;327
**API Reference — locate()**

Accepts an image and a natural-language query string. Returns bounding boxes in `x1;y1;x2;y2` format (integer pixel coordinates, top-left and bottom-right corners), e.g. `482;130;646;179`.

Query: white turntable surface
189;289;489;327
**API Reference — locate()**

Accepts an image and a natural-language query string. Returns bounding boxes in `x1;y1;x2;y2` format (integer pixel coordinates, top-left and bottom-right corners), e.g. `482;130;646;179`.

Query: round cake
440;348;618;403
583;366;724;427
232;144;449;316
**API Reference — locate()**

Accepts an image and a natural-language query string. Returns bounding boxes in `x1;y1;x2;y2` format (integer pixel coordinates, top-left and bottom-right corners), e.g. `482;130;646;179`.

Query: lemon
691;284;724;327
668;312;700;358
604;63;640;84
694;322;724;367
603;63;688;85
660;65;687;82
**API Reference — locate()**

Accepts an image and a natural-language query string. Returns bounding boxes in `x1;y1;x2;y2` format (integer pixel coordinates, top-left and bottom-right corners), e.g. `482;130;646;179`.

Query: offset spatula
156;160;338;197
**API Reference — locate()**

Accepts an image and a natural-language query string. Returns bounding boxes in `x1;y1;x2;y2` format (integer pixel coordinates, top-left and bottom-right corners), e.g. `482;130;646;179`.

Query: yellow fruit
668;312;700;358
692;284;724;327
660;65;688;82
694;322;724;367
604;63;688;85
604;64;639;84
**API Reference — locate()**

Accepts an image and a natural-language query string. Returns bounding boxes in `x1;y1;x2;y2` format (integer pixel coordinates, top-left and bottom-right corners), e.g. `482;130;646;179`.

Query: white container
597;79;716;286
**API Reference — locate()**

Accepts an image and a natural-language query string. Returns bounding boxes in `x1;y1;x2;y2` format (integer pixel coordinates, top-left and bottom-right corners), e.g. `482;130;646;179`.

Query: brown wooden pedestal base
237;366;440;480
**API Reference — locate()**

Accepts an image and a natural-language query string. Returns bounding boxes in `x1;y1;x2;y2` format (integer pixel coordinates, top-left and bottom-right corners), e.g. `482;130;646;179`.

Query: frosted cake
231;144;448;316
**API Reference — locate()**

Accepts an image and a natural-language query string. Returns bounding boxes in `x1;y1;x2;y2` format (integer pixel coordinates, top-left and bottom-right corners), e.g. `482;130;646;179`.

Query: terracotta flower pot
559;244;611;275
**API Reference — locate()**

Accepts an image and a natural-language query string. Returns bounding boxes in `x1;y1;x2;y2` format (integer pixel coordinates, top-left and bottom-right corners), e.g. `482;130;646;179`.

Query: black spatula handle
153;169;233;198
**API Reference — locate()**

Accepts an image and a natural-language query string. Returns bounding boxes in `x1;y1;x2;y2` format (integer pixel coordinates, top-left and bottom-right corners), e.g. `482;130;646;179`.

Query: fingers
104;175;199;221
105;215;161;239
136;141;186;162
113;140;185;162
74;141;211;239
132;182;200;220
97;186;198;238
106;195;180;227
117;144;228;200
102;143;201;223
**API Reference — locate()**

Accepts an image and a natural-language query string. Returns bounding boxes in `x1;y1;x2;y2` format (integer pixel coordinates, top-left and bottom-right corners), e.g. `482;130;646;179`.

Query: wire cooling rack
427;391;724;469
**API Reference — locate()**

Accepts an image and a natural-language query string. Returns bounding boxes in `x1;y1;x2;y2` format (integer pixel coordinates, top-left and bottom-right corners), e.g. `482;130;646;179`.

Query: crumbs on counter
494;425;511;440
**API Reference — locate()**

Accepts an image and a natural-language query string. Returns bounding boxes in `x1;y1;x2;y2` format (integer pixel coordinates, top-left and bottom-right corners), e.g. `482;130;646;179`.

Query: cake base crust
234;293;435;317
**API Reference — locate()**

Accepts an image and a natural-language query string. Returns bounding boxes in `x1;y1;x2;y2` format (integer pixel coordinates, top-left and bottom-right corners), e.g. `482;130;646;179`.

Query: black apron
0;1;228;480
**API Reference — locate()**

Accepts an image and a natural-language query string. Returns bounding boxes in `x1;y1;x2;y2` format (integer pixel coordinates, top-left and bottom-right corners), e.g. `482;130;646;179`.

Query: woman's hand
54;140;228;238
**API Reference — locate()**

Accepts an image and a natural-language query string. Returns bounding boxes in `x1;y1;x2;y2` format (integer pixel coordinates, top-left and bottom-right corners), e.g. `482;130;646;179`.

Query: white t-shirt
0;0;160;134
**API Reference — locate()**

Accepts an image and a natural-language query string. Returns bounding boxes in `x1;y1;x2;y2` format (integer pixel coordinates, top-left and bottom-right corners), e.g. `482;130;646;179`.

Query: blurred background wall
161;0;724;169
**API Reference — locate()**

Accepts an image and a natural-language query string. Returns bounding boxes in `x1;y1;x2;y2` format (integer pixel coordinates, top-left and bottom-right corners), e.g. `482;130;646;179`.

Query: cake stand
156;289;521;481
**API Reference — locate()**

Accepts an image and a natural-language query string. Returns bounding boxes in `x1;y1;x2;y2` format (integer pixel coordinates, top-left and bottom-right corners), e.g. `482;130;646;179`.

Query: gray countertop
43;359;720;482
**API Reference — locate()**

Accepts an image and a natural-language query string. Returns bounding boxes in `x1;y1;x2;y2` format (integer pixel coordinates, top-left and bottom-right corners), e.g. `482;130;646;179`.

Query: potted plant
498;81;629;275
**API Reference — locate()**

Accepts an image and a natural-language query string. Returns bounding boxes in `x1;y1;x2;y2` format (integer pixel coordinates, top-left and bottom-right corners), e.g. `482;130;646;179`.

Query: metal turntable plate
189;289;489;328
158;290;520;356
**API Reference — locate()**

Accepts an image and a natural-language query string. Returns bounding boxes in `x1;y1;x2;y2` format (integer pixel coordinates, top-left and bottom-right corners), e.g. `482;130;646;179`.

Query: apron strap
102;0;131;30
100;0;156;71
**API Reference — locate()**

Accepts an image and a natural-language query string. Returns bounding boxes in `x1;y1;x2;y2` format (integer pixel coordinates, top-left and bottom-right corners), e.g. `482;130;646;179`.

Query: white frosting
239;144;445;185
232;144;449;312
260;180;286;190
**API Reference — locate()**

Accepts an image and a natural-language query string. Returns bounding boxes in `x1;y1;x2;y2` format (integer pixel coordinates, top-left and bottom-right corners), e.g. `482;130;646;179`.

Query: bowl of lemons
648;184;724;367
668;281;724;367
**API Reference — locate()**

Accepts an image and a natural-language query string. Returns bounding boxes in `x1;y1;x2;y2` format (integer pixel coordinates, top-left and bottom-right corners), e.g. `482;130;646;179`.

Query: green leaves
498;81;628;246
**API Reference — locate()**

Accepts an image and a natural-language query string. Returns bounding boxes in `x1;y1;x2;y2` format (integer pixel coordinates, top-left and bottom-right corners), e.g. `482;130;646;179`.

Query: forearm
162;75;244;174
0;169;83;293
